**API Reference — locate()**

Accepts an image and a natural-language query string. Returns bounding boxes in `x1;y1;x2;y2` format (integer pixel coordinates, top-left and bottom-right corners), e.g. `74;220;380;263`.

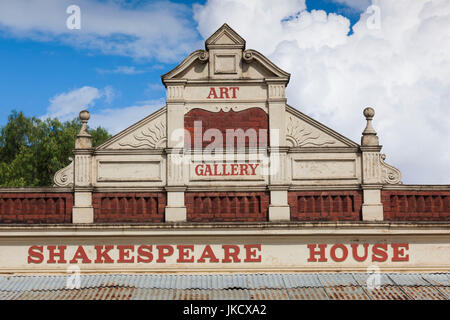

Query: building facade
0;24;448;275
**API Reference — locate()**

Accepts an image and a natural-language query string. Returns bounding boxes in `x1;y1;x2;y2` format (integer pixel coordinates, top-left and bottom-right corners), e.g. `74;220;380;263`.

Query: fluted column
267;80;290;221
165;81;187;222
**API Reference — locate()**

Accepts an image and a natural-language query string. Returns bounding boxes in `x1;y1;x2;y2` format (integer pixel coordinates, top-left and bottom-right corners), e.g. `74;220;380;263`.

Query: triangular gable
286;105;359;148
205;23;245;48
96;107;166;150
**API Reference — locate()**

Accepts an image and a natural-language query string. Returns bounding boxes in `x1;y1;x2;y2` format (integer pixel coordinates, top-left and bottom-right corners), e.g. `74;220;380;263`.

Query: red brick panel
93;193;166;223
186;192;269;222
288;191;362;221
0;193;73;223
382;190;450;221
184;108;269;149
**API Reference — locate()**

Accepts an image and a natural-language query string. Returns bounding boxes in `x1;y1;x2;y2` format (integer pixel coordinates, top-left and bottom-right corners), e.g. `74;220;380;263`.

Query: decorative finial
75;109;92;149
361;106;379;146
78;110;91;137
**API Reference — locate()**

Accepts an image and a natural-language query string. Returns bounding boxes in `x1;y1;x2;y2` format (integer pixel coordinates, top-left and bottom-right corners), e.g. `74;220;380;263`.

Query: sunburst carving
286;115;336;147
118;119;166;149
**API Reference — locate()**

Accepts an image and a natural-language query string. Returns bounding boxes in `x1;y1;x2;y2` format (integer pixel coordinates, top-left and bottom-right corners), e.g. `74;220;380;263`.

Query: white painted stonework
53;24;402;211
8;24;444;274
0;223;448;273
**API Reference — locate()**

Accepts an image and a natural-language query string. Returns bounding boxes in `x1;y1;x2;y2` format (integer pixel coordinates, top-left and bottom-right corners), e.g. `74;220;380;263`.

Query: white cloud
0;0;200;62
194;0;308;55
96;66;146;75
88;100;165;134
43;86;115;121
193;0;450;184
42;84;163;134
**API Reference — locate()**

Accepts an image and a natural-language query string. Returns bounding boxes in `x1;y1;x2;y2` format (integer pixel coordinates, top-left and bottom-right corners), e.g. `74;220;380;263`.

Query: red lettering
117;245;135;263
47;245;67;264
222;245;241;263
219;87;229;99
330;244;348;262
244;244;261;262
195;164;204;176
222;163;230;176
94;245;114;263
204;164;212;176
177;245;195;263
69;246;92;264
229;87;239;98
137;245;153;263
198;245;219;263
307;244;327;262
391;243;409;262
240;164;249;175
230;163;239;175
248;163;259;175
351;244;369;262
156;245;174;263
207;87;218;99
372;244;388;262
28;246;44;264
207;87;239;99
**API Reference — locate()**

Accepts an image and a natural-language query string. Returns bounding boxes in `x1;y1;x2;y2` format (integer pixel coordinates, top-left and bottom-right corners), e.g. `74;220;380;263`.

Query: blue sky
0;0;449;184
0;0;364;127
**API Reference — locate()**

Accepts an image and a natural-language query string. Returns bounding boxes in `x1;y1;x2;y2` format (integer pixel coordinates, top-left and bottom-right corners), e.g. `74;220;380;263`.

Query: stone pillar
165;82;187;222
72;110;94;223
267;81;290;221
360;107;384;221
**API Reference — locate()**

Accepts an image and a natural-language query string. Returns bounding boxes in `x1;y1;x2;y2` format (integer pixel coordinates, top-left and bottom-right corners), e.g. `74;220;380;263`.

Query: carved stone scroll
380;154;402;184
53;158;74;187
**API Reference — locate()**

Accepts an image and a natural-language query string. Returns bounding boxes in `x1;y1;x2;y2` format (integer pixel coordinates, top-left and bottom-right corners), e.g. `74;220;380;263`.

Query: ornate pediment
96;108;167;150
161;24;290;83
286;105;359;148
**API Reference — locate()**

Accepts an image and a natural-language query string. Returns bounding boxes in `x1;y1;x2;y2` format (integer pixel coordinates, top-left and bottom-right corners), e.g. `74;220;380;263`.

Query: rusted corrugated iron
400;286;447;300
0;273;448;300
285;287;329;300
323;285;370;300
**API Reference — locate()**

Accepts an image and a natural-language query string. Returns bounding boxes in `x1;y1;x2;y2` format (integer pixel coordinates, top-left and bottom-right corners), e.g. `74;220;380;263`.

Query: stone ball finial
361;106;379;146
77;109;91;143
363;107;375;119
79;110;90;122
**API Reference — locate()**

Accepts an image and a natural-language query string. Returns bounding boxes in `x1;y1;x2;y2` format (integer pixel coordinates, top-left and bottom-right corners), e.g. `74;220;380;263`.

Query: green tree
0;111;111;187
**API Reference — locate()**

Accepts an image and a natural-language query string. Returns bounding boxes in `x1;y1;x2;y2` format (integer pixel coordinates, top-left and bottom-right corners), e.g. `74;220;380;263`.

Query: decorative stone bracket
53;158;74;187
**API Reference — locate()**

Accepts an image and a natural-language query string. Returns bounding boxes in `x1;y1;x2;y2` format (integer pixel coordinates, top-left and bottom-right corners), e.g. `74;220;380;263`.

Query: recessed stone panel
97;161;161;182
292;159;357;180
214;54;237;74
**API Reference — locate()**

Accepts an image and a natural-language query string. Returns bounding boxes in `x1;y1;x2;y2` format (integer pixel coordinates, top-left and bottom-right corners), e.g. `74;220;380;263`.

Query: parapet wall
382;188;449;221
0;187;448;224
0;188;73;224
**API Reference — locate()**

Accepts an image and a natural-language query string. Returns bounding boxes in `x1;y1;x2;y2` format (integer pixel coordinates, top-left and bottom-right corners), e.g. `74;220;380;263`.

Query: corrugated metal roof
0;273;448;300
285;287;329;300
363;285;410;300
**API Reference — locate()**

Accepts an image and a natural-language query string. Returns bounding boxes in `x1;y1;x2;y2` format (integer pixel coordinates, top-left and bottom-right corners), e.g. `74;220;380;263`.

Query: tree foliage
0;111;111;187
